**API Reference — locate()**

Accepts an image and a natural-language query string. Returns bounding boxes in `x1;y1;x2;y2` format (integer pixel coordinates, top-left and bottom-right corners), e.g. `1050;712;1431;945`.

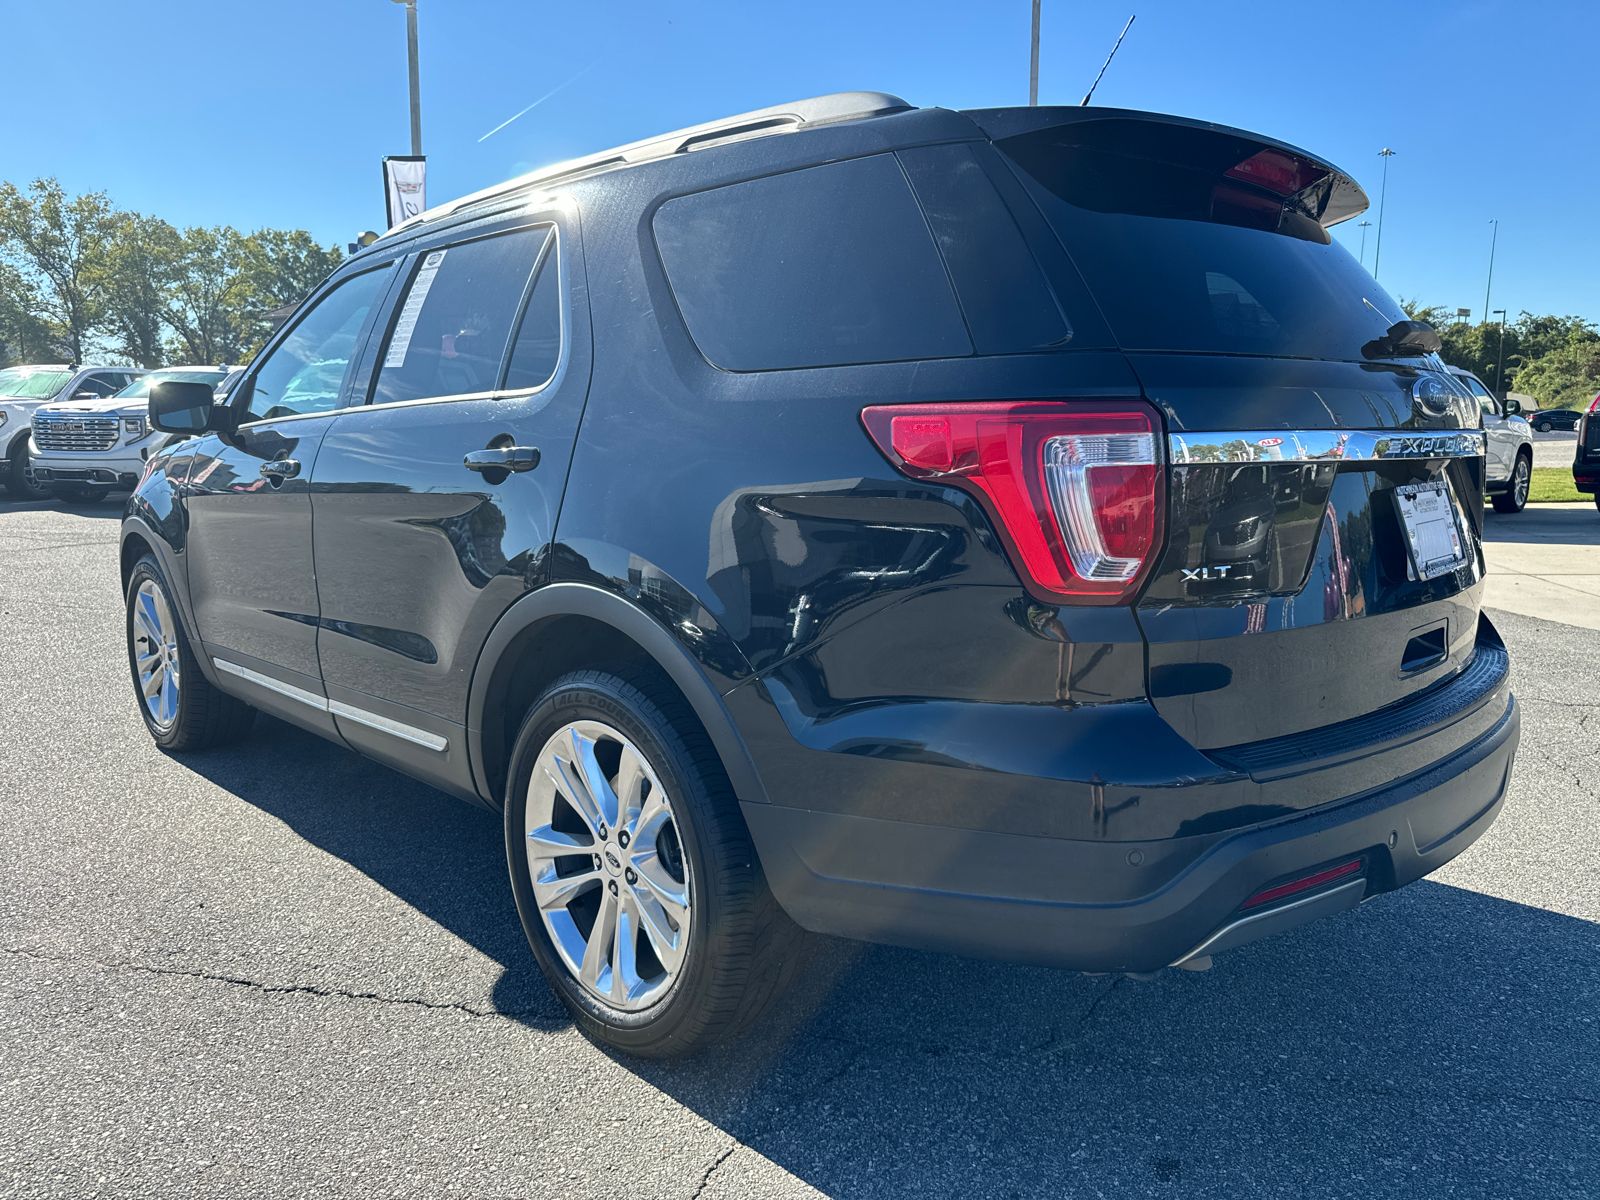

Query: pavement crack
1078;976;1124;1027
688;1143;738;1199
4;946;541;1022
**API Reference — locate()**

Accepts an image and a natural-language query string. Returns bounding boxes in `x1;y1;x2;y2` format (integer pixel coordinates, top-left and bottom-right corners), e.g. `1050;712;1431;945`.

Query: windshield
0;368;73;400
114;369;228;399
996;122;1406;362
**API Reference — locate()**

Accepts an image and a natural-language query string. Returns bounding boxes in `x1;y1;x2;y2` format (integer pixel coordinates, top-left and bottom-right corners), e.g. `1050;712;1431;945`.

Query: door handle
259;458;301;481
464;446;540;474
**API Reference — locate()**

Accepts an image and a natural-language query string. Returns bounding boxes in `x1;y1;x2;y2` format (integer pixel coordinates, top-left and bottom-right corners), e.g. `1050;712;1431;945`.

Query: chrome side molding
211;658;448;752
1169;429;1486;465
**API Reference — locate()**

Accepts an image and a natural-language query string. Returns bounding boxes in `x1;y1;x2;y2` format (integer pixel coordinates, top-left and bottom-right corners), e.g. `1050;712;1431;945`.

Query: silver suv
1449;365;1533;513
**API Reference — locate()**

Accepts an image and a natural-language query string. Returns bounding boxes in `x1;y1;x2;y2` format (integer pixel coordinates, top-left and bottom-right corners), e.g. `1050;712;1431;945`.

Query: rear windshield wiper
1363;319;1443;359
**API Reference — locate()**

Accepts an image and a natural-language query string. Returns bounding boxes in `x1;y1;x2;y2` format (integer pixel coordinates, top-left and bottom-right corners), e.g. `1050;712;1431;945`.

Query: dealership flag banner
383;156;427;228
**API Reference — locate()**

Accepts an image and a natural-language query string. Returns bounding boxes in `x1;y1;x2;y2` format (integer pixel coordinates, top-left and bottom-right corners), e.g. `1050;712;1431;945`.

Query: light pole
1029;0;1041;105
391;0;422;156
1373;148;1395;281
1493;309;1508;398
1482;219;1498;330
1357;219;1372;268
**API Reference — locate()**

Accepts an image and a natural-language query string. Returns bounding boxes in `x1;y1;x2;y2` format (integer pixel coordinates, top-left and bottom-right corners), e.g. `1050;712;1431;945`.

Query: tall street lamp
1493;309;1508;398
1373;148;1395;281
391;0;422;156
1357;219;1372;268
1482;219;1499;330
1029;0;1041;105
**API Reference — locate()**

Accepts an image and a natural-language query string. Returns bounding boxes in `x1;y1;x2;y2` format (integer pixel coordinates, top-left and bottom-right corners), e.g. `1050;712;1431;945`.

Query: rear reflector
1242;859;1363;910
860;401;1163;605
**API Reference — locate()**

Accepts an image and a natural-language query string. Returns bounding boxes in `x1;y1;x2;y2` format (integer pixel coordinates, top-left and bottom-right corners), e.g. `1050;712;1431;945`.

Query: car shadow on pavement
184;714;1600;1199
1483;505;1600;546
0;494;128;519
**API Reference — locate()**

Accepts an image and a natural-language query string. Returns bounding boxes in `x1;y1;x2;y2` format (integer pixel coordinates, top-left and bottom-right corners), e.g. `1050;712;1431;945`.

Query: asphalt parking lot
3;500;1597;1200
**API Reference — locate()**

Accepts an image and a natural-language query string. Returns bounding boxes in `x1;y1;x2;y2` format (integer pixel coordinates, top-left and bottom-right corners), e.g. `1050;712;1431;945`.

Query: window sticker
383;249;448;369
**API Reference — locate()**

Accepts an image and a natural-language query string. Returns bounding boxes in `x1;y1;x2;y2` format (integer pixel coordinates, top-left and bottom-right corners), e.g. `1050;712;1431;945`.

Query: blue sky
8;0;1597;322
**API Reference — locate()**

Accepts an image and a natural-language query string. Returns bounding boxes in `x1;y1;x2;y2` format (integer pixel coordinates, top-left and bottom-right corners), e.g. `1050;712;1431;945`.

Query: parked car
1575;394;1600;511
1448;366;1533;513
0;364;147;499
1528;407;1584;433
30;366;234;504
123;93;1518;1058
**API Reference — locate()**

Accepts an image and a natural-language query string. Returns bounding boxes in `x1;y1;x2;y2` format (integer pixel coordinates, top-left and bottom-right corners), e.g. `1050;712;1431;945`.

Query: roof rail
376;91;913;242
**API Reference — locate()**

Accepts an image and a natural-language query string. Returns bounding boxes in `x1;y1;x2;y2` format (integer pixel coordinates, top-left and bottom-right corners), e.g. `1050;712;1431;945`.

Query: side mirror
1503;397;1522;415
149;380;234;436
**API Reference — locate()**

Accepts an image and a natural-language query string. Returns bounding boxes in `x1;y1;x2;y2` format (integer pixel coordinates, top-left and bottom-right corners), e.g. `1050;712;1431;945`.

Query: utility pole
1029;0;1041;105
392;0;422;155
1482;219;1499;329
1373;148;1395;282
1493;309;1508;398
1357;220;1372;268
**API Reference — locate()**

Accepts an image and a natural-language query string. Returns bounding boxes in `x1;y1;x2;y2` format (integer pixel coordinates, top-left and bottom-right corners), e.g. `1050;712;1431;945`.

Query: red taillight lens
1223;148;1329;196
1588;393;1600;413
861;401;1164;605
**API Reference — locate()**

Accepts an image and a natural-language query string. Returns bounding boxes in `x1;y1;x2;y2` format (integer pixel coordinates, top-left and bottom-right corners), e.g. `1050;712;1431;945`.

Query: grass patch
1529;468;1586;503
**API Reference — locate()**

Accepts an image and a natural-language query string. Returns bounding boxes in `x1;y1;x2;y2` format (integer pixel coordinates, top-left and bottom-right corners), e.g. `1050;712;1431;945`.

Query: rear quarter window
653;154;972;371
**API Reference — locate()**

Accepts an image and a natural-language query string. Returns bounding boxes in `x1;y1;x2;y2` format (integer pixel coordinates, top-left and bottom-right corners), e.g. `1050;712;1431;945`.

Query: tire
505;662;806;1058
125;554;256;751
52;484;108;505
5;437;51;500
1492;453;1531;513
1534;421;1552;433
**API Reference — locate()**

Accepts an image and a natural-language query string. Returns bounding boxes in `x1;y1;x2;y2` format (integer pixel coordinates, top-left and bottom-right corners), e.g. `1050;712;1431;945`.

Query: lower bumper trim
1171;876;1367;966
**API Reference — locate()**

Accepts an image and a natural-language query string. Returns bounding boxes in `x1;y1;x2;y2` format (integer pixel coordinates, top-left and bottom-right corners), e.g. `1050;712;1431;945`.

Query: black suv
125;92;1519;1058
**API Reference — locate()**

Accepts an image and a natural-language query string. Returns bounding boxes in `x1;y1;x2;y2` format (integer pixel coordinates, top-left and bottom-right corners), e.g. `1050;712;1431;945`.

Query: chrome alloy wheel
1513;456;1530;507
525;721;691;1011
132;579;180;729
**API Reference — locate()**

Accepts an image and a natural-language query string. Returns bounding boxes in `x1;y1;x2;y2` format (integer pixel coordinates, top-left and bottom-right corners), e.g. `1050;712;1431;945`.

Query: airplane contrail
478;66;596;143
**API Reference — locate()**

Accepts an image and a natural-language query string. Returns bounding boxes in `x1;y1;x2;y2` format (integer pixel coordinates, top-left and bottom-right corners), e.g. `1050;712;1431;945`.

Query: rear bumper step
745;693;1518;972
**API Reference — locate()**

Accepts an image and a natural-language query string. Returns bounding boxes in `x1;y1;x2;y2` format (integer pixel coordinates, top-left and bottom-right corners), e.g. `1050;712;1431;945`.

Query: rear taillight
1588;393;1600;413
860;401;1164;605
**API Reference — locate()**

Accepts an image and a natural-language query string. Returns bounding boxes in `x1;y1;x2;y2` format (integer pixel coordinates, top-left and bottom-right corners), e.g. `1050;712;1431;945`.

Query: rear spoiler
963;105;1369;229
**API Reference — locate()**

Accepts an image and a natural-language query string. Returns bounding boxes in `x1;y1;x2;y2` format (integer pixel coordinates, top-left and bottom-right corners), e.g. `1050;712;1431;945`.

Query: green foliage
0;176;343;369
1402;300;1600;406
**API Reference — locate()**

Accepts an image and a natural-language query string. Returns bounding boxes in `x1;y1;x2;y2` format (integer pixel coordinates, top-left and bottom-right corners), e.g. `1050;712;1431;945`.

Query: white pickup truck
29;366;238;503
0;364;147;499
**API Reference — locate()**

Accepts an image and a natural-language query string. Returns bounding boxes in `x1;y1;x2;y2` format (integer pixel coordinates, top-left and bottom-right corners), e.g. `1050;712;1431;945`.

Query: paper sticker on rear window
383;249;447;369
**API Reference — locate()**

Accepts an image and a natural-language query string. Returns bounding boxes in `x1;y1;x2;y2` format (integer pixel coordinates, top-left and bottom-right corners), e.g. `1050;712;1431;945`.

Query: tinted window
997;120;1410;361
897;143;1068;354
372;227;547;405
244;268;388;422
77;374;121;397
654;154;972;371
503;240;562;391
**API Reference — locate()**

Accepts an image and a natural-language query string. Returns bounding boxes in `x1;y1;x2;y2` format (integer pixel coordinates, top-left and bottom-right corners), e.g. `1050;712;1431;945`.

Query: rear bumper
746;692;1518;972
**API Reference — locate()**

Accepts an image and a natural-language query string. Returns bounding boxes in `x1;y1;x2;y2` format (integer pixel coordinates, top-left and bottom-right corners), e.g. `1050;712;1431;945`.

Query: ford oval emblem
1412;374;1457;418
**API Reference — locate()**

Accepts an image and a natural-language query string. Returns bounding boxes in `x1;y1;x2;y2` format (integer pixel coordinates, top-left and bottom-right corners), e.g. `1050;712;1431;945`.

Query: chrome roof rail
376;91;913;243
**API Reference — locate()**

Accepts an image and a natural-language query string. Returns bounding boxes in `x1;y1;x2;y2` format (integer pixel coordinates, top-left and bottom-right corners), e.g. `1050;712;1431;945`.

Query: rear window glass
372;227;548;404
654;154;971;371
503;240;562;391
997;120;1407;361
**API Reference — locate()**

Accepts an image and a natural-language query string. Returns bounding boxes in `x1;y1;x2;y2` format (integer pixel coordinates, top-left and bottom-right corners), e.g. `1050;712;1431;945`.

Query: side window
653;153;972;371
503;241;562;391
1464;376;1498;416
79;373;120;397
243;269;389;423
371;227;548;406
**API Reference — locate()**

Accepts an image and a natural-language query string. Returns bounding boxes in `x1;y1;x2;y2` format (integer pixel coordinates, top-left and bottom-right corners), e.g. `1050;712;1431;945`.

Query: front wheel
125;555;256;750
1534;420;1552;432
505;663;805;1058
1492;454;1530;513
6;439;51;500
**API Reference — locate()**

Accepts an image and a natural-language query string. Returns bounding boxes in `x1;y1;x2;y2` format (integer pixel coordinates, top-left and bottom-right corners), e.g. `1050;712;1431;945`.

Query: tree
232;229;343;361
1512;335;1600;410
104;213;177;368
0;178;120;363
1401;300;1599;397
0;259;65;365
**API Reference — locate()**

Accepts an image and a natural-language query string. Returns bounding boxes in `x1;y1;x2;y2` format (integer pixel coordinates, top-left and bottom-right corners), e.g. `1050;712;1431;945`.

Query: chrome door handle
260;458;301;480
464;446;540;474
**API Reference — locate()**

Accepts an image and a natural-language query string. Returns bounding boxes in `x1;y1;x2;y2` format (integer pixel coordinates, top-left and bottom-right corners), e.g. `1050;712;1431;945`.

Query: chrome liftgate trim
211;658;449;752
1169;429;1486;465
